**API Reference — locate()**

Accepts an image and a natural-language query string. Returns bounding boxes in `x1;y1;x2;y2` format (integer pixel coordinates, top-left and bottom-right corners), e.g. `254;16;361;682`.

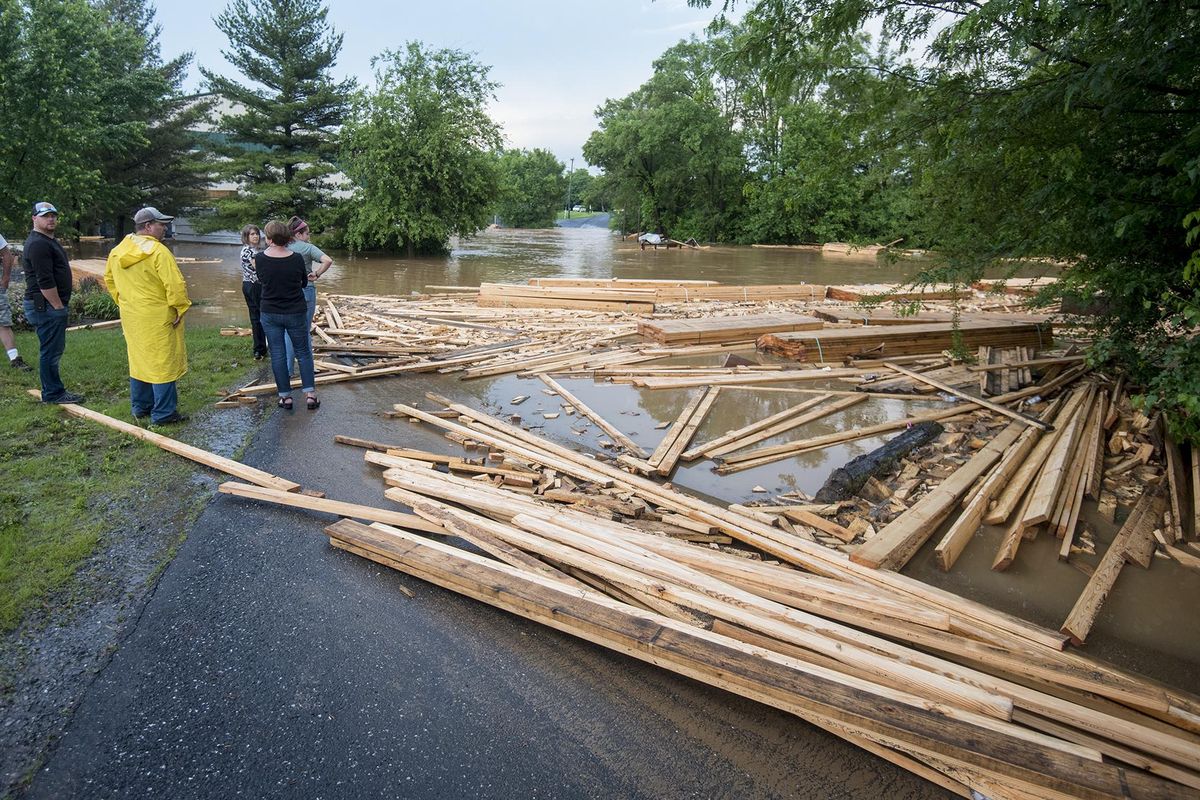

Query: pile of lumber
477;283;657;312
757;320;1053;363
239;394;1200;799
826;283;962;302
653;283;826;302
637;313;822;345
974;276;1059;295
528;278;719;289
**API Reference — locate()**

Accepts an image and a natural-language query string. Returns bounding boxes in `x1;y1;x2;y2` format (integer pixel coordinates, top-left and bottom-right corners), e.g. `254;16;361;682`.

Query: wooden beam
655;386;721;476
882;361;1051;430
218;481;441;532
38;393;301;492
1061;489;1163;645
538;374;649;458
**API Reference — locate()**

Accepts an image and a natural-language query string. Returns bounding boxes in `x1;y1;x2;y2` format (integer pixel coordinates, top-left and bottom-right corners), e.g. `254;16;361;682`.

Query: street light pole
566;157;574;220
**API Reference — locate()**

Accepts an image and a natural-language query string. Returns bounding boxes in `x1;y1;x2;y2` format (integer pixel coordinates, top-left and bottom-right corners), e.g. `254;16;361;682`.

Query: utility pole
566;157;574;220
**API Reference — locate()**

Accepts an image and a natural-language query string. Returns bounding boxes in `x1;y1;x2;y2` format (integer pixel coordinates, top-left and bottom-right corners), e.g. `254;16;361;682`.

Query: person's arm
153;249;192;327
27;240;66;309
313;252;332;279
0;247;11;290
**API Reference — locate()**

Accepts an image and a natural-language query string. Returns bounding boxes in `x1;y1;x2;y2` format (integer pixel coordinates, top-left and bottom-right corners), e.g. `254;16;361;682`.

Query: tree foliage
338;42;502;255
494;148;564;228
690;0;1200;440
198;0;353;231
584;37;747;240
0;0;209;237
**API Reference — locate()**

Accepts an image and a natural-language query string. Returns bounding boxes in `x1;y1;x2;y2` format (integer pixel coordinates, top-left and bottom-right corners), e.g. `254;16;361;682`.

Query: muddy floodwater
77;226;1200;688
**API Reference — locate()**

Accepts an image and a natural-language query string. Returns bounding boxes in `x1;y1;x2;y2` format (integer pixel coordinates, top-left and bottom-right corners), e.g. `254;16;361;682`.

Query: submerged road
27;374;951;800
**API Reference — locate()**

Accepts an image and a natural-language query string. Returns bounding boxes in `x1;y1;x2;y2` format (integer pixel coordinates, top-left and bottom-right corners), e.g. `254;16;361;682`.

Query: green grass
555;209;604;221
0;326;256;633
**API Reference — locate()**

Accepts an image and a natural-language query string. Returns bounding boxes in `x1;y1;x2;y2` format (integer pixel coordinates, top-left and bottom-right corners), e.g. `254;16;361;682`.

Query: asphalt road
27;374;951;800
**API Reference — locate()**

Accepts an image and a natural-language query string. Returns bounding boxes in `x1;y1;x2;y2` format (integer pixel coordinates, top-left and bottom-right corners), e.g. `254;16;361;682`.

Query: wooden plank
882;361;1051;431
437;398;1078;654
852;422;1026;570
1021;386;1095;526
682;394;832;461
538;375;649;458
1061;490;1162;645
705;395;867;460
218;481;442;532
934;401;1058;570
42;395;301;492
638;313;823;345
656;386;721;476
646;389;711;468
1163;428;1188;542
758;321;1053;363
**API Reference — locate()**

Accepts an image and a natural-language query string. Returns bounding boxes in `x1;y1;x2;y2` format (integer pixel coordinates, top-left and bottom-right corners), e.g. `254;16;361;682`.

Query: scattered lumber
826;283;961;301
881;361;1052;431
637;313;823;345
758;320;1053;363
851;421;1026;570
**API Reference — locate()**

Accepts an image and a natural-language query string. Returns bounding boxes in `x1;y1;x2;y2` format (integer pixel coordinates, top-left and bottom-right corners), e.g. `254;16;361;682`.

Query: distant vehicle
572;205;584;212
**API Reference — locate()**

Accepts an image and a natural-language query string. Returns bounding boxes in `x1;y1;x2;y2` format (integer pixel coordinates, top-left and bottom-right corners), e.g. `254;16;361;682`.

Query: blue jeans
130;378;178;422
284;285;317;374
23;300;69;401
261;310;315;397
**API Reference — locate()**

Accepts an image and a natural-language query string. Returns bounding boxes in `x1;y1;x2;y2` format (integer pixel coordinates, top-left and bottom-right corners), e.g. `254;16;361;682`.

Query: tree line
0;0;593;253
635;0;1194;440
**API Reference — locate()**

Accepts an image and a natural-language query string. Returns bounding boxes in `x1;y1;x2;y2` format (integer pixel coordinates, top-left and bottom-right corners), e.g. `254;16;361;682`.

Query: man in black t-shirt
22;202;84;403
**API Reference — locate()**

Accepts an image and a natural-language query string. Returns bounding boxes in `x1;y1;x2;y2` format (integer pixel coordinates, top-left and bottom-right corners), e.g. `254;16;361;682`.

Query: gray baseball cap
133;206;174;225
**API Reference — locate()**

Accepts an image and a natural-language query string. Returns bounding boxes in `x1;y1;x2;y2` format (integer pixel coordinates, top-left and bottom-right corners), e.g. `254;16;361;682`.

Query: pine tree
198;0;354;230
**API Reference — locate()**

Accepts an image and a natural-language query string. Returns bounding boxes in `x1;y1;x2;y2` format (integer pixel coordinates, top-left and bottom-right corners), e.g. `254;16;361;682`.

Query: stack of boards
758;320;1053;363
637;313;823;346
478;279;827;312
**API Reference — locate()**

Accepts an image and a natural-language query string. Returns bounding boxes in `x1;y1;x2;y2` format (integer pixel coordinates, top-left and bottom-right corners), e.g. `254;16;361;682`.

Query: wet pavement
25;373;954;800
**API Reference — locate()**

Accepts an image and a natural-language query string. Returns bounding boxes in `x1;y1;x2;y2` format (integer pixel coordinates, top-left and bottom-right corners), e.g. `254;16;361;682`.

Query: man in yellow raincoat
104;207;192;424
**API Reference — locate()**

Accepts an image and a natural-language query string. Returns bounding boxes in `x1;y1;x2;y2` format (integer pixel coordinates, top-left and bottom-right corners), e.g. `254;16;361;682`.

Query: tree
1;0;206;237
564;168;594;211
495;149;564;228
584;37;746;241
338;42;503;255
198;0;353;231
692;0;1200;440
90;0;214;237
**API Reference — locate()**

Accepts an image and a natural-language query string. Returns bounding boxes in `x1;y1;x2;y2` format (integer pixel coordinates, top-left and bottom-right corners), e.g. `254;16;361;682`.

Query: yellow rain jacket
104;234;191;383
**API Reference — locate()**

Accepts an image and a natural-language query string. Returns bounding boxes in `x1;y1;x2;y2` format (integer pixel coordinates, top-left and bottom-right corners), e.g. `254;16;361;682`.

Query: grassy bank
0;326;255;632
555;209;604;221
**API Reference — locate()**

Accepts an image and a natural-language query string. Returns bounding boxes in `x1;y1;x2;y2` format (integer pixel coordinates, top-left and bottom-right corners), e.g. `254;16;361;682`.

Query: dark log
814;421;944;503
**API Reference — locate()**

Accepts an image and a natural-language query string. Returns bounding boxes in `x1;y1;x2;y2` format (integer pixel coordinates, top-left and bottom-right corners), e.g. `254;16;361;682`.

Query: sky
157;0;728;171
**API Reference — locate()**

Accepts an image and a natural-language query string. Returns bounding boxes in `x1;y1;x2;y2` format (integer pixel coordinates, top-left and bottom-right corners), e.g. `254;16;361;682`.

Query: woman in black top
254;220;318;410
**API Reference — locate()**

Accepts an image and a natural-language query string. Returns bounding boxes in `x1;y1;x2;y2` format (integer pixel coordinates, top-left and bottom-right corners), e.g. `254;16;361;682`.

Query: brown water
77;226;1200;685
78;227;955;326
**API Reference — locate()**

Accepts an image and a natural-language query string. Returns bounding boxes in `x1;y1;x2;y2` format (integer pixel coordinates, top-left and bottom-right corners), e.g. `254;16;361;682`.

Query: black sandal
306;395;320;410
278;396;293;410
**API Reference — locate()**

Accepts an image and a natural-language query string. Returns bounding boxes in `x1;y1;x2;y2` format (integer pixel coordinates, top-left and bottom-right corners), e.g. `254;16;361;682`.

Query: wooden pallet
638;313;824;345
757;321;1053;363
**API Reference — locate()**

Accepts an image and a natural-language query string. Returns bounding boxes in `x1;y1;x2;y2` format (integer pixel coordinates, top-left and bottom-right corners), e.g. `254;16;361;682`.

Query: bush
68;277;119;322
